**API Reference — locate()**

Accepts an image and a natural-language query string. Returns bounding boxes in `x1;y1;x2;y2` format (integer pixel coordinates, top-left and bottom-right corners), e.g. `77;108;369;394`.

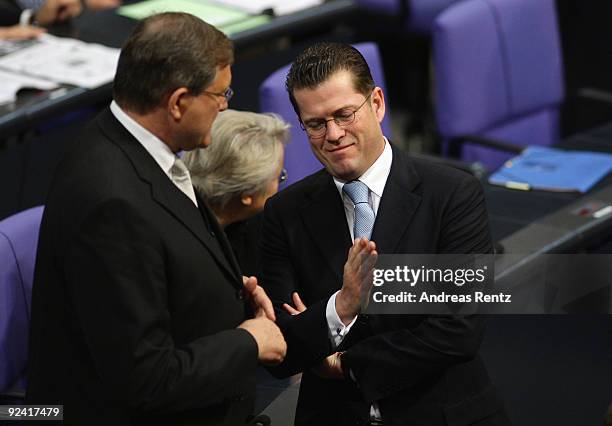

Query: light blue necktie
342;180;375;240
18;0;46;11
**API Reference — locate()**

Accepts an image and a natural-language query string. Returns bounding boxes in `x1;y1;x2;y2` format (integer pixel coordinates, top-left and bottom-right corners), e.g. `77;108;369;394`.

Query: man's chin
327;163;359;181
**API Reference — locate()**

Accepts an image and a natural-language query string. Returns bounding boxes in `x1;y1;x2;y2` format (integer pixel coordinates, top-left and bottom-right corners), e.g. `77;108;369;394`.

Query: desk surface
0;0;356;138
485;127;612;243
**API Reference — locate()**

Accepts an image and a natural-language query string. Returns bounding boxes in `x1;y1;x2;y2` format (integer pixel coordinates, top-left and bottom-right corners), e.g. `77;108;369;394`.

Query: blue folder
488;146;612;193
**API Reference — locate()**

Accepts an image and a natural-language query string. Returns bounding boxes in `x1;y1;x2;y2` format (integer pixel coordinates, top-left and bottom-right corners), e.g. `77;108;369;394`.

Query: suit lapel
301;172;352;284
197;192;243;288
96;108;239;283
371;144;422;253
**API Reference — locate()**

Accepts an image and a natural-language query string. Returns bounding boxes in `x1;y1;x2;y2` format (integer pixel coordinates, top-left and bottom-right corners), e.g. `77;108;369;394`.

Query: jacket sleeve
258;198;335;378
341;175;493;403
64;198;258;413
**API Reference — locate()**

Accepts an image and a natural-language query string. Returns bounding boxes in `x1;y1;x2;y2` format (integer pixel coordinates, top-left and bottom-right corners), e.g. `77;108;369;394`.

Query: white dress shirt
109;101;198;207
324;138;392;422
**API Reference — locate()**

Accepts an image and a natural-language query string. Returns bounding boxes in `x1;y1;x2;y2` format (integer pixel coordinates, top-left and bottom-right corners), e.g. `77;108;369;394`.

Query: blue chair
259;42;393;186
0;206;44;400
432;0;564;171
356;0;460;34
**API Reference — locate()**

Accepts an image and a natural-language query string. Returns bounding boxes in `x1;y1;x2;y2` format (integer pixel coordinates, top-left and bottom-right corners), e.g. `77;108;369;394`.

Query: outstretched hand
243;276;275;321
336;238;378;325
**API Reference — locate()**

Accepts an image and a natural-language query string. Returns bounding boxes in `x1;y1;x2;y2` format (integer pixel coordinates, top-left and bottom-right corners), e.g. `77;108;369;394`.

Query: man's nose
325;120;345;141
219;97;229;112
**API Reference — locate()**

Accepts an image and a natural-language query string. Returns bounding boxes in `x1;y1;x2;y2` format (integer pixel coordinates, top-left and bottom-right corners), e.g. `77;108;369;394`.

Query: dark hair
113;12;233;114
285;42;375;116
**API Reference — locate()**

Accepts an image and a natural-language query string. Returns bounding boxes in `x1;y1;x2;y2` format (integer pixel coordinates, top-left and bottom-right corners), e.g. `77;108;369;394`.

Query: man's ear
240;195;253;206
167;87;191;121
372;86;386;123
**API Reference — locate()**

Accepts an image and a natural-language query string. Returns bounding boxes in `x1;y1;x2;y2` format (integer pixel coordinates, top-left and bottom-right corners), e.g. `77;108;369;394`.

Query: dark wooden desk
0;0;357;139
485;127;612;243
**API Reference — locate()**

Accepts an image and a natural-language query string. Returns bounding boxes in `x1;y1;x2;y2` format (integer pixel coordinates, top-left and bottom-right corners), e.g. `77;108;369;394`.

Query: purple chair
433;0;564;171
259;42;392;186
0;206;44;398
356;0;460;33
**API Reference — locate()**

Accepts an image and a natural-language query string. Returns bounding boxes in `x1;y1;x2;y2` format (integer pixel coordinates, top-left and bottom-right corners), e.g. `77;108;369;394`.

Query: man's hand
84;0;122;11
238;317;287;366
243;276;275;321
35;0;82;26
336;238;377;325
282;292;307;315
312;352;343;379
0;25;45;40
283;293;345;380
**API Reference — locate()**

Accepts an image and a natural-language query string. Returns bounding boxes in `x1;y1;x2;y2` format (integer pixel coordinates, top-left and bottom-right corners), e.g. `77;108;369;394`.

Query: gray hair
183;109;290;210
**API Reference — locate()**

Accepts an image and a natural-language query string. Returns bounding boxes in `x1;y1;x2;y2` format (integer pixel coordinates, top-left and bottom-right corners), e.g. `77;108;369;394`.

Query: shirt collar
110;100;176;175
333;137;393;198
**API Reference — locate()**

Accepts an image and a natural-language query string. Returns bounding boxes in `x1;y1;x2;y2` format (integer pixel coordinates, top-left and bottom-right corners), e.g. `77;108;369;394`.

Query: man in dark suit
0;0;80;27
260;42;510;425
27;12;286;425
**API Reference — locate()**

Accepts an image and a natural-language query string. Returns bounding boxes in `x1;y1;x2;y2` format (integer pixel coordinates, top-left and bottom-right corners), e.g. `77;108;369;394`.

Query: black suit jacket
27;108;259;426
0;0;22;26
260;145;506;426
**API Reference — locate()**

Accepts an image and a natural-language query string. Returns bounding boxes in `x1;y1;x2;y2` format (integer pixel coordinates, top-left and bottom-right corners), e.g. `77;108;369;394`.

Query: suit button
236;290;244;300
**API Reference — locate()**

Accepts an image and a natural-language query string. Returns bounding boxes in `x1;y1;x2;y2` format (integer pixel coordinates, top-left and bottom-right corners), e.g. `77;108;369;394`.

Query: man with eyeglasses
259;42;509;425
27;12;286;426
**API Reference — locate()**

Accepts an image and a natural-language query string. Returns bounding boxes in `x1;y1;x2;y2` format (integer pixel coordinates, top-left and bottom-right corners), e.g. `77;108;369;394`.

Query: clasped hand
282;237;378;379
238;276;287;366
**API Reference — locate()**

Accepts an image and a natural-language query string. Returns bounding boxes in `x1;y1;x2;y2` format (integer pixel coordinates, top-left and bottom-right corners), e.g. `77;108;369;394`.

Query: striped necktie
342;180;375;239
170;157;198;207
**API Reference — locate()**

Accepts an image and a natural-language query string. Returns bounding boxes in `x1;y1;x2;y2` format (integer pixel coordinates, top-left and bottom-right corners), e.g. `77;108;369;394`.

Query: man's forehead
207;65;232;90
295;71;365;117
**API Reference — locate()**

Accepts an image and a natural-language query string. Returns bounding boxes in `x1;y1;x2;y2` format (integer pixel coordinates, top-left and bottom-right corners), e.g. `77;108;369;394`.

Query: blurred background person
183;109;289;276
0;0;82;27
84;0;122;11
0;23;44;38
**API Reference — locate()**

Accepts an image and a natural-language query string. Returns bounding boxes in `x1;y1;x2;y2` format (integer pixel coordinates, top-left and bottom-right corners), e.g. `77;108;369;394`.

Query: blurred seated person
0;0;81;27
84;0;122;11
183;109;289;276
0;23;44;38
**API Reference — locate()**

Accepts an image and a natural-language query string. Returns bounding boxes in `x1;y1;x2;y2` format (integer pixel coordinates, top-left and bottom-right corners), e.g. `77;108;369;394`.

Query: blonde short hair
183;109;290;210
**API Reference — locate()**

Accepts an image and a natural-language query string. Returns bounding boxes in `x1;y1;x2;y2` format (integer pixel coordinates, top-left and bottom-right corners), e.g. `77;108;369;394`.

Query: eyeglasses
203;86;234;103
299;91;373;138
278;168;288;185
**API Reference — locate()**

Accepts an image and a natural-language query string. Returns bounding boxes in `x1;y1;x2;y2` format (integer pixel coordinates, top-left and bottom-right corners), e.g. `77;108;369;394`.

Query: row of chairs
0;0;564;402
259;0;563;184
0;206;43;400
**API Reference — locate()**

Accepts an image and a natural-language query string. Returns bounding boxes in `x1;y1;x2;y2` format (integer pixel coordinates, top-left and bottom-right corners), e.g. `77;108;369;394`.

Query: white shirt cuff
326;290;357;349
20;9;34;26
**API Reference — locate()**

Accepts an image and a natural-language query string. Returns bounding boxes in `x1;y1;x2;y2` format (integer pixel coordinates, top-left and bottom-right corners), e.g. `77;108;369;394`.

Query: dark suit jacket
0;0;22;26
225;213;264;278
27;108;259;426
260;145;507;426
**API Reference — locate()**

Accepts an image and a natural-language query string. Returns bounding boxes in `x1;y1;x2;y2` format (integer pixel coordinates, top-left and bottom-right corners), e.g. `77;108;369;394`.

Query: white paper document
0;68;59;105
0;34;120;89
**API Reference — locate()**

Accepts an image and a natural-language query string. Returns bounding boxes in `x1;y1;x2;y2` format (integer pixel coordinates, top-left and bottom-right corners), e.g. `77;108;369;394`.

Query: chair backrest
356;0;460;33
433;0;564;170
259;42;392;186
0;206;44;394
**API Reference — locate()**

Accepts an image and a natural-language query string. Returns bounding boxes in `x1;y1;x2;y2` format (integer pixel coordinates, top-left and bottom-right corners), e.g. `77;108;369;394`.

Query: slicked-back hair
183;110;290;212
113;12;233;114
285;42;375;117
